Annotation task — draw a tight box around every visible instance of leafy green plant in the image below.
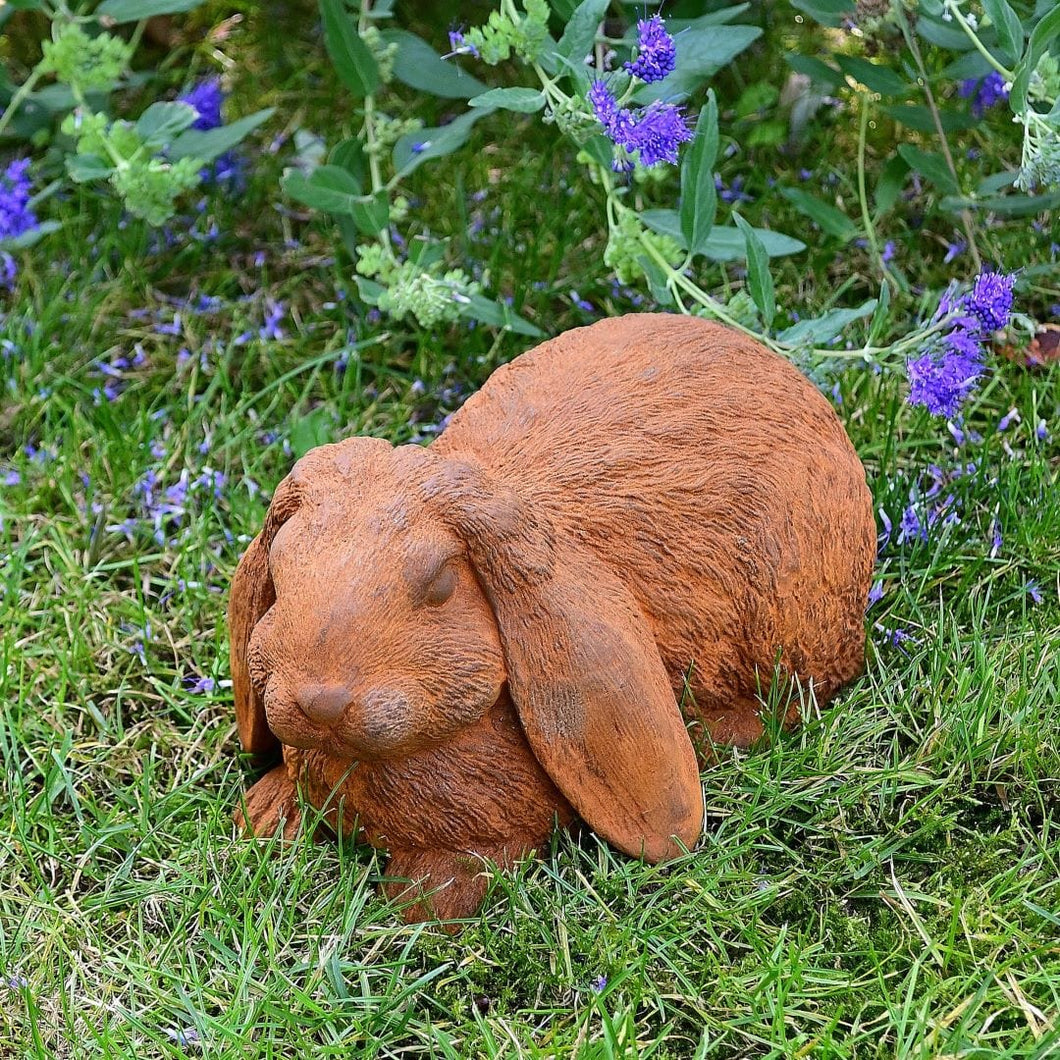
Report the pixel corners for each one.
[287,0,1057,427]
[0,0,273,237]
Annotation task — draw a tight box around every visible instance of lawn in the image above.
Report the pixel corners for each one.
[1,1,1059,1057]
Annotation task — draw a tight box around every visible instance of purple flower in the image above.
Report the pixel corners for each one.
[589,80,622,132]
[0,159,37,242]
[448,28,478,57]
[878,507,893,550]
[889,628,915,651]
[624,15,677,84]
[626,101,693,166]
[943,240,966,264]
[958,71,1009,118]
[899,504,927,544]
[1026,581,1042,605]
[716,174,753,204]
[997,408,1018,431]
[259,299,286,341]
[990,518,1002,557]
[867,581,884,607]
[964,269,1016,332]
[589,81,692,169]
[591,975,608,993]
[881,240,895,263]
[179,78,224,131]
[2,470,20,486]
[907,328,984,419]
[1036,420,1048,442]
[184,675,216,695]
[0,251,16,289]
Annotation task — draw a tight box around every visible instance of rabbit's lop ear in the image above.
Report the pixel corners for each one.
[440,470,703,861]
[229,481,302,759]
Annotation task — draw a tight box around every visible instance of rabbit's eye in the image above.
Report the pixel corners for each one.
[423,564,458,608]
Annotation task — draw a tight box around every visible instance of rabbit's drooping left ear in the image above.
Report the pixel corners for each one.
[431,463,704,861]
[230,527,277,758]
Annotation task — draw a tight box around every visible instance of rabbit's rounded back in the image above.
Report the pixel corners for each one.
[435,314,875,710]
[239,439,506,761]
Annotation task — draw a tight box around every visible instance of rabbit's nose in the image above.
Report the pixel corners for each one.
[296,683,351,726]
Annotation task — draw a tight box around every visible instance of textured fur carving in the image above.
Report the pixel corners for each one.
[229,314,876,925]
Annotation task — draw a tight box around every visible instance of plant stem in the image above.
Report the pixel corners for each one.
[0,68,43,141]
[898,8,983,272]
[857,92,892,285]
[943,0,1013,80]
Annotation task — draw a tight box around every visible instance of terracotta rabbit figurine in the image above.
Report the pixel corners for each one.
[229,313,875,923]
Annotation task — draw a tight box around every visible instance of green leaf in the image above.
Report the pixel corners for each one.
[0,219,60,250]
[679,92,719,258]
[788,0,853,27]
[867,282,891,344]
[659,6,755,30]
[354,276,384,305]
[547,0,580,18]
[980,0,1025,67]
[392,109,490,178]
[940,189,1060,216]
[329,137,368,187]
[874,155,910,216]
[290,407,334,459]
[916,14,975,51]
[777,300,878,345]
[169,108,274,163]
[579,134,613,168]
[379,29,488,100]
[642,210,806,260]
[785,54,843,90]
[882,104,976,133]
[556,0,609,69]
[732,213,775,330]
[135,101,197,147]
[350,190,389,236]
[468,87,546,113]
[897,144,959,194]
[636,255,674,306]
[283,165,363,215]
[778,187,859,241]
[458,293,546,337]
[318,0,379,99]
[97,0,205,21]
[1011,5,1060,112]
[636,26,762,103]
[65,154,113,182]
[835,56,909,96]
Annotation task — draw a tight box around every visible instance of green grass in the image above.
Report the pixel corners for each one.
[2,3,1060,1056]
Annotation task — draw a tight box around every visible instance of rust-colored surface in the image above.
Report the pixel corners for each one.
[229,314,876,924]
[996,324,1060,369]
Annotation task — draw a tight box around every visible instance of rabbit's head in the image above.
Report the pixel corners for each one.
[231,436,703,861]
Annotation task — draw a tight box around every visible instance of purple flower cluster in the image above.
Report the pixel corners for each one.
[177,78,244,189]
[878,464,971,555]
[589,15,689,170]
[906,270,1016,419]
[958,71,1009,118]
[179,78,224,131]
[0,159,37,241]
[111,463,227,545]
[624,15,677,84]
[590,81,692,169]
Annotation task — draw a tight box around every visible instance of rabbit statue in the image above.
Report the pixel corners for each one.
[229,313,876,924]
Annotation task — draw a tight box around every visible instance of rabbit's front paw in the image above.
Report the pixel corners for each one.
[234,764,303,841]
[383,847,495,930]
